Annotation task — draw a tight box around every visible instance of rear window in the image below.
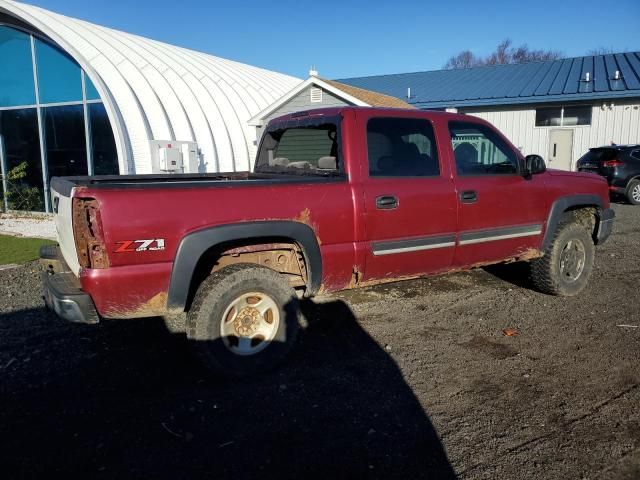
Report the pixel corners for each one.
[579,149,618,163]
[255,120,340,176]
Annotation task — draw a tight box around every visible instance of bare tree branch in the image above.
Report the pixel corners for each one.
[444,39,563,69]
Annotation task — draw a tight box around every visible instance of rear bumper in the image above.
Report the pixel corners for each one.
[596,208,615,245]
[40,245,99,324]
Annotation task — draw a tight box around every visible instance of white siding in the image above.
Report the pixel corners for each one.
[464,99,640,170]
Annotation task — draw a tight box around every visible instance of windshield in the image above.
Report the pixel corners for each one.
[254,119,341,176]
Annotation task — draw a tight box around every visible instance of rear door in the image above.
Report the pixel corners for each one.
[448,120,548,267]
[360,113,458,281]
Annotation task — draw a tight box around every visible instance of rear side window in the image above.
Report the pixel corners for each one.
[449,122,518,175]
[367,117,439,177]
[631,150,640,161]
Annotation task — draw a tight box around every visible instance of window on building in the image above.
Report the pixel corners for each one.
[0,26,36,107]
[89,103,119,175]
[0,108,45,211]
[367,117,440,177]
[0,25,117,212]
[535,105,591,126]
[535,107,562,127]
[84,74,101,101]
[43,105,88,179]
[562,106,592,126]
[35,38,83,104]
[449,121,518,175]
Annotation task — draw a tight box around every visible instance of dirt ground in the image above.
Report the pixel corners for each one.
[0,203,638,479]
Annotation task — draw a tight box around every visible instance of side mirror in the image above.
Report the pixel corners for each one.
[524,154,546,177]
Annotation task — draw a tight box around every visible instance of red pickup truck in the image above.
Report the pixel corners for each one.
[42,107,614,375]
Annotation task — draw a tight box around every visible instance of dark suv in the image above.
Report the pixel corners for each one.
[577,145,640,205]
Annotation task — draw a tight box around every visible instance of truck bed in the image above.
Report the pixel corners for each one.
[51,172,342,195]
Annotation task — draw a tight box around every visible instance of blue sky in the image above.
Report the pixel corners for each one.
[24,0,640,80]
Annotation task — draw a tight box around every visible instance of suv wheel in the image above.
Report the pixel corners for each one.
[530,221,595,296]
[627,180,640,205]
[187,263,300,377]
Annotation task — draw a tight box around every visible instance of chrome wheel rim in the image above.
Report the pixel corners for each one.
[632,184,640,203]
[220,292,280,356]
[559,239,586,283]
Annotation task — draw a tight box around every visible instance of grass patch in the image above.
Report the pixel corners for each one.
[0,234,56,265]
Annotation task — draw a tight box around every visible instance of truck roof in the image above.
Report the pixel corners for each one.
[268,106,471,126]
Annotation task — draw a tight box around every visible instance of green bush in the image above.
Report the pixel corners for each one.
[2,161,45,212]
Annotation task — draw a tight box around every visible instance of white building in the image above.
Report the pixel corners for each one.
[337,55,640,171]
[0,0,301,211]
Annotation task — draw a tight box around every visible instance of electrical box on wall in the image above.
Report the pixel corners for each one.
[158,145,183,172]
[150,140,199,173]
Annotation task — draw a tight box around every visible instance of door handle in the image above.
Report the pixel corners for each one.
[460,190,478,203]
[553,143,557,158]
[376,195,398,209]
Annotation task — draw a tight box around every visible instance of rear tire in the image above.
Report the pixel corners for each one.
[187,263,300,377]
[530,221,594,296]
[626,180,640,205]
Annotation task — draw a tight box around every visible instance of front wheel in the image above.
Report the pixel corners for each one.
[187,263,300,377]
[627,180,640,205]
[530,221,595,296]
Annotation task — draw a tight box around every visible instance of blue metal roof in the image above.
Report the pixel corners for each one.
[337,52,640,109]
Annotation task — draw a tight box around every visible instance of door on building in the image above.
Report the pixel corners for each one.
[548,129,574,171]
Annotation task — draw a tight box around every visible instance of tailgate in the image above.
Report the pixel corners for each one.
[50,179,80,275]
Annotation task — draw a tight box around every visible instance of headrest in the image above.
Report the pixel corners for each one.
[317,156,337,170]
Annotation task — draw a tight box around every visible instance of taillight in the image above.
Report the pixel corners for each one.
[602,159,624,167]
[72,198,110,269]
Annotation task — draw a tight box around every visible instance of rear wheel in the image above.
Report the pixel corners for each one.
[187,263,300,377]
[627,180,640,205]
[530,221,594,296]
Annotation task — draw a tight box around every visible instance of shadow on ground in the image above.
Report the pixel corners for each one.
[483,261,534,290]
[0,299,457,479]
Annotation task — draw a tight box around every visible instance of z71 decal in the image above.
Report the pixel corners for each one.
[115,239,166,253]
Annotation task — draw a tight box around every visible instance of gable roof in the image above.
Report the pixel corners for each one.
[248,76,413,125]
[337,52,640,109]
[322,79,414,109]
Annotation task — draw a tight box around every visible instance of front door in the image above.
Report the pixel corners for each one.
[361,115,458,281]
[548,129,574,171]
[449,120,549,267]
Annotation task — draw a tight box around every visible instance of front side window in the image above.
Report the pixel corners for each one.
[367,117,439,177]
[450,122,518,175]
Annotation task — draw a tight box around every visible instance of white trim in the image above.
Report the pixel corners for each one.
[30,33,50,212]
[248,77,370,126]
[373,242,456,256]
[459,229,542,246]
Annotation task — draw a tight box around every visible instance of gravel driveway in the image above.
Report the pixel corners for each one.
[0,204,638,479]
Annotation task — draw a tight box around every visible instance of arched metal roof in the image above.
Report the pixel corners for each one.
[0,0,302,173]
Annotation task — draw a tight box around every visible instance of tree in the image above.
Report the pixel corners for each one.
[586,47,615,55]
[443,39,563,69]
[443,50,477,70]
